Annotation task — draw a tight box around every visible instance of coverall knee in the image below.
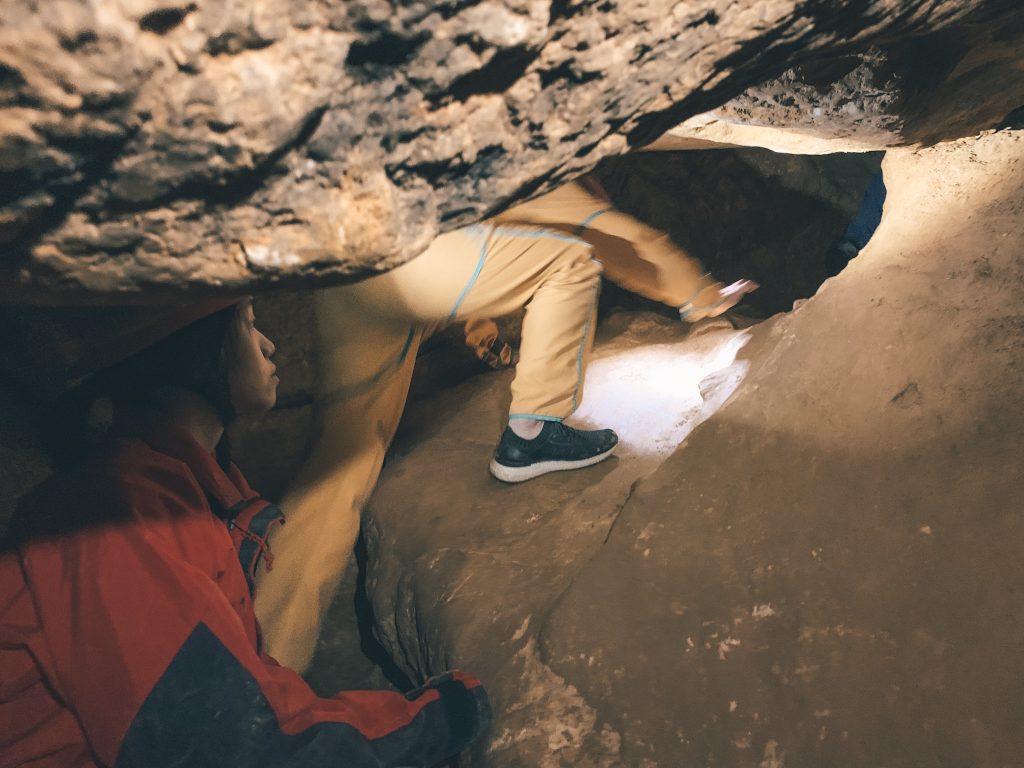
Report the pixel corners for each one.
[495,179,728,318]
[255,223,601,671]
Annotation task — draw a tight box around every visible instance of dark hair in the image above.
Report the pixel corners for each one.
[46,302,244,469]
[111,304,239,424]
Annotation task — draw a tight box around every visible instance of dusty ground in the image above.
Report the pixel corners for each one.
[355,129,1024,767]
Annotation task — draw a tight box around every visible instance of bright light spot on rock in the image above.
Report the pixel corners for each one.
[572,323,751,462]
[512,617,531,642]
[243,244,303,269]
[717,637,741,660]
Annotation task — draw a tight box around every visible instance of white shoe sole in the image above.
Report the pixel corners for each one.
[489,446,617,483]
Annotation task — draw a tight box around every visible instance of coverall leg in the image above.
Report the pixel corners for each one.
[494,180,729,319]
[255,223,601,671]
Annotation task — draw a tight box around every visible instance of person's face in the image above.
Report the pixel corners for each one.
[227,302,278,416]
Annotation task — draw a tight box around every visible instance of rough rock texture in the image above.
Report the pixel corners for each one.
[658,9,1024,154]
[1,0,1018,300]
[362,129,1024,766]
[595,148,882,316]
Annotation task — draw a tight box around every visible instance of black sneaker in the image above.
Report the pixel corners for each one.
[489,421,619,483]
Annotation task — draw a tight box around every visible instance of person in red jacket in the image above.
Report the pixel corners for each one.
[0,298,489,768]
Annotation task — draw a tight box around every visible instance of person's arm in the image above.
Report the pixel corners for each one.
[563,182,761,317]
[496,179,757,317]
[18,497,488,768]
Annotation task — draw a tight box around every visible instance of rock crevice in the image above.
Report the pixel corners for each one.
[2,0,1019,300]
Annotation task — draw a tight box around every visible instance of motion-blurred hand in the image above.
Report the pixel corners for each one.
[706,279,758,317]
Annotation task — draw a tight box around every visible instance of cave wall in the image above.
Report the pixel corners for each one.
[659,8,1024,154]
[1,0,1019,300]
[529,129,1024,767]
[362,128,1024,766]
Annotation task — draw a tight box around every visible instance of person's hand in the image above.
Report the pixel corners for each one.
[706,279,758,317]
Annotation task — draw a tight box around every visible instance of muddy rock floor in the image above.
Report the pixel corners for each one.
[305,310,758,704]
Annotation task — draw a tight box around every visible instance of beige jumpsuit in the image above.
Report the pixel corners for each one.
[255,180,723,671]
[255,222,601,670]
[462,180,728,356]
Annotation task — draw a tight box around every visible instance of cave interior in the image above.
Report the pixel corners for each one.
[1,2,1024,766]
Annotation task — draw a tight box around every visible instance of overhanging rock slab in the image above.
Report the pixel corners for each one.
[2,0,1019,300]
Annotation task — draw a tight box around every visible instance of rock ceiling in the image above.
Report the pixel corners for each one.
[2,0,1022,301]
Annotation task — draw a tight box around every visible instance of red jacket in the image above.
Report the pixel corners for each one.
[0,425,488,767]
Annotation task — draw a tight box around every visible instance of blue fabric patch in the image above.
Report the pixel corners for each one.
[508,413,564,422]
[575,208,611,235]
[235,503,284,596]
[843,171,887,250]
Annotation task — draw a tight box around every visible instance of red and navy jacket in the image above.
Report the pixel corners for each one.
[0,425,489,768]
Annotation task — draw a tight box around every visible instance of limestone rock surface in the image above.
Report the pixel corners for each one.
[362,128,1024,766]
[659,7,1024,154]
[1,0,1017,300]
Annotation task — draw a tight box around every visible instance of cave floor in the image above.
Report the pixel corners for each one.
[340,131,1024,768]
[304,311,754,697]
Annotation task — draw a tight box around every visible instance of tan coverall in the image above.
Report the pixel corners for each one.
[461,179,728,359]
[494,177,726,316]
[255,222,601,670]
[256,180,725,671]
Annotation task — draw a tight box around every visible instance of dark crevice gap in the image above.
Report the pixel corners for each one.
[548,0,592,23]
[205,34,275,56]
[436,0,480,21]
[138,4,196,34]
[59,29,99,52]
[443,46,540,103]
[687,9,719,28]
[346,31,429,68]
[353,532,416,692]
[391,145,505,193]
[602,479,642,545]
[3,130,133,261]
[998,104,1024,129]
[538,61,602,88]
